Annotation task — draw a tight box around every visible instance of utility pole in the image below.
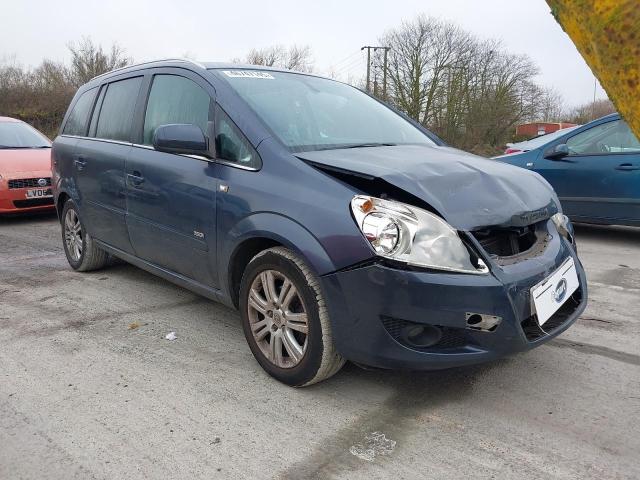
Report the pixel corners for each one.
[382,47,389,100]
[361,46,371,92]
[361,46,390,97]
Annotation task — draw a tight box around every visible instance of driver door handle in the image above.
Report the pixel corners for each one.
[127,171,145,186]
[616,163,640,171]
[73,154,87,170]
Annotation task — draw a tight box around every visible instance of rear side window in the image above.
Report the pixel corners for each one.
[143,75,211,145]
[63,88,97,136]
[95,77,142,142]
[215,107,261,169]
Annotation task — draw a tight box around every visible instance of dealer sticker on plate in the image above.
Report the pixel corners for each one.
[531,257,579,326]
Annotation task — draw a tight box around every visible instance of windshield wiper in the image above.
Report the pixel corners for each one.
[313,142,397,151]
[342,142,397,149]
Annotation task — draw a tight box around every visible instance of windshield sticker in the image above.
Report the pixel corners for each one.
[223,70,275,79]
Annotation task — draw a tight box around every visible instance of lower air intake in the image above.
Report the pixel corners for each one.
[381,316,470,351]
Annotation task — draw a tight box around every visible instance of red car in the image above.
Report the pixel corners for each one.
[0,117,55,214]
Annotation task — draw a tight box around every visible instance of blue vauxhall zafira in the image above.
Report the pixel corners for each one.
[52,60,587,386]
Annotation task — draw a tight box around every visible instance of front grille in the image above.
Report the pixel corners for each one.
[8,177,52,189]
[13,198,54,208]
[521,288,583,341]
[381,316,470,351]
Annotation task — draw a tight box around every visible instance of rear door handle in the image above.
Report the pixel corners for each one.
[127,171,145,187]
[616,163,640,171]
[73,154,87,170]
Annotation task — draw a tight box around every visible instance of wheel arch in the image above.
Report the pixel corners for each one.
[222,213,336,308]
[55,191,70,220]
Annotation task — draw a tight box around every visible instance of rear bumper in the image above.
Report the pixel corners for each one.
[320,233,587,370]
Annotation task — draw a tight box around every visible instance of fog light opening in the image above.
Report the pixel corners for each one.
[401,324,442,348]
[465,312,502,332]
[466,314,483,325]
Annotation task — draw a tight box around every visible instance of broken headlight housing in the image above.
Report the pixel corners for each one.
[551,212,574,244]
[350,195,488,274]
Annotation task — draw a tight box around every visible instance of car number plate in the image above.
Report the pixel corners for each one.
[530,257,579,326]
[26,188,52,198]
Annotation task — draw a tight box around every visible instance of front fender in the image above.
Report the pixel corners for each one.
[221,212,336,280]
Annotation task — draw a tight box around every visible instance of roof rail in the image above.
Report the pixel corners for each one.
[89,58,206,82]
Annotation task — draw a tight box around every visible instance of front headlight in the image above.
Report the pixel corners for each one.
[350,195,488,274]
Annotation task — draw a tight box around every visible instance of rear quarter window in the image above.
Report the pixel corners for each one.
[63,88,97,136]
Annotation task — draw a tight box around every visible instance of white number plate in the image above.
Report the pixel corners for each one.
[531,257,579,326]
[26,188,52,198]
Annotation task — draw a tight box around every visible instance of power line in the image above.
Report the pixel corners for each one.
[333,56,365,76]
[330,51,362,70]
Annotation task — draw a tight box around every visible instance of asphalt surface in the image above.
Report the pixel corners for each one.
[1,212,639,480]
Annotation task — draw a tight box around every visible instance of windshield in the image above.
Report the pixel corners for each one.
[515,126,580,150]
[213,69,435,152]
[0,122,51,149]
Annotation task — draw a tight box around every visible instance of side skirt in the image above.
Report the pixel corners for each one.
[95,240,235,309]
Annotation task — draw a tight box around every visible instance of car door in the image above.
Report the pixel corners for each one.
[73,75,144,253]
[55,86,98,209]
[125,69,219,287]
[535,118,640,224]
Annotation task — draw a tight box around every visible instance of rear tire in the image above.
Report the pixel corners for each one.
[239,247,345,386]
[61,199,110,272]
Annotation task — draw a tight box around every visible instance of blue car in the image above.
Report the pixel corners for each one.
[52,60,586,386]
[497,113,640,227]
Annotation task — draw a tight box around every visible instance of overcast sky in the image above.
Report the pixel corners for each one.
[3,0,605,107]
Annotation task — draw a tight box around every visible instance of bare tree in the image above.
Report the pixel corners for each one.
[567,98,616,124]
[535,88,566,122]
[243,45,313,72]
[379,15,544,155]
[68,37,132,87]
[0,39,133,137]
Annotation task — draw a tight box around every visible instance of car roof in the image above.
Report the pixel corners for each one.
[0,116,22,123]
[598,113,619,121]
[83,59,322,90]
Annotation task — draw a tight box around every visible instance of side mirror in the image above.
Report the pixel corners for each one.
[545,143,570,160]
[152,124,212,158]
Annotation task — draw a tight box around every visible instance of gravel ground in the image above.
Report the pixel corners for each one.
[1,212,639,480]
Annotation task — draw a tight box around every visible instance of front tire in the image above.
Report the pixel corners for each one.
[61,199,110,272]
[239,247,345,386]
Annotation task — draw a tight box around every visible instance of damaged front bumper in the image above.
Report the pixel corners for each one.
[319,220,587,370]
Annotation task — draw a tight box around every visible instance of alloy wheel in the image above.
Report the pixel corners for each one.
[64,209,83,262]
[247,269,309,368]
